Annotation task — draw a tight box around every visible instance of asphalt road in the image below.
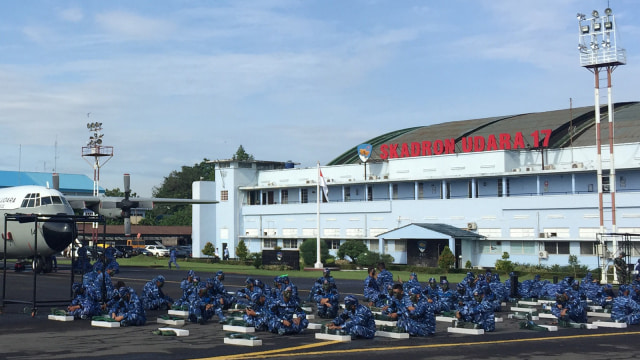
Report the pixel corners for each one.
[0,264,638,360]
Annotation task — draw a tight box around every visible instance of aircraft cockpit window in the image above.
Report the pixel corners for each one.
[41,196,52,205]
[51,196,63,205]
[21,193,38,208]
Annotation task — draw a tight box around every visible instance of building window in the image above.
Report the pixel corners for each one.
[262,239,277,248]
[281,189,288,204]
[395,240,406,252]
[417,183,424,199]
[344,186,351,202]
[326,239,340,250]
[283,239,298,249]
[580,241,597,255]
[220,190,229,201]
[392,184,398,200]
[301,189,308,203]
[480,241,502,254]
[510,241,536,255]
[367,186,373,201]
[544,241,570,255]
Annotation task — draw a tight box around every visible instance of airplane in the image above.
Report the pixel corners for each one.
[0,174,216,273]
[0,185,77,273]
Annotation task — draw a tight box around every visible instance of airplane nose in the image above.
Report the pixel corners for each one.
[42,220,77,252]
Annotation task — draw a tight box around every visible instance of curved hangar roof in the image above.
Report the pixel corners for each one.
[329,101,640,165]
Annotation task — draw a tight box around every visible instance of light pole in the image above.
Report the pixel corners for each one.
[577,7,626,283]
[82,121,113,244]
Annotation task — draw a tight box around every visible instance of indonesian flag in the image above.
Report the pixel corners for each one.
[319,168,329,200]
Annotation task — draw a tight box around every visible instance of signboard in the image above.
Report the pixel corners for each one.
[379,129,552,159]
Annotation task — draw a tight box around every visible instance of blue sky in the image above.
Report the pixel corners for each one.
[0,0,637,197]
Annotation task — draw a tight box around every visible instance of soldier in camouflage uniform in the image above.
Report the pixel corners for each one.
[141,275,173,310]
[328,295,376,339]
[109,287,146,326]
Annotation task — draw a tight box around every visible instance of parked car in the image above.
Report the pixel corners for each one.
[145,244,170,257]
[169,246,190,258]
[137,248,152,256]
[115,245,135,258]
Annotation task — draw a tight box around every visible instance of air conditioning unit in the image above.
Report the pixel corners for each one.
[544,164,555,170]
[539,250,549,259]
[572,162,584,169]
[467,222,477,230]
[512,168,521,172]
[525,167,533,171]
[383,175,389,179]
[539,232,546,238]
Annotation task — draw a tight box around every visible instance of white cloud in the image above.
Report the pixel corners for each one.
[95,11,175,41]
[59,7,84,22]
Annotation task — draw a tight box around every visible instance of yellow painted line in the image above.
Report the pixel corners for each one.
[193,340,342,360]
[194,331,640,360]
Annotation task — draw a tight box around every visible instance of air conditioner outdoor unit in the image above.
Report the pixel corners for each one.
[539,232,546,238]
[306,180,311,184]
[572,162,584,169]
[544,164,555,170]
[383,175,389,179]
[525,167,532,171]
[467,222,477,230]
[369,176,375,180]
[513,168,521,172]
[539,250,549,259]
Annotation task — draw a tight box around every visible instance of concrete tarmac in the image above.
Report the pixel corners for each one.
[0,264,637,360]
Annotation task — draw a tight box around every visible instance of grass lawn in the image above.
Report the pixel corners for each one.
[55,255,476,283]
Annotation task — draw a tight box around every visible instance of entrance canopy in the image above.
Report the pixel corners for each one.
[378,223,485,266]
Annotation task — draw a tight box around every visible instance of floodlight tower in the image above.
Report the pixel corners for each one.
[82,121,113,243]
[577,8,626,283]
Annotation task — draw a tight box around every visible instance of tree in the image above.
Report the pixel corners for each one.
[568,254,579,278]
[202,242,216,257]
[438,246,456,271]
[299,238,330,266]
[232,145,254,161]
[358,251,394,267]
[141,159,215,226]
[495,251,514,275]
[236,240,249,261]
[337,240,368,264]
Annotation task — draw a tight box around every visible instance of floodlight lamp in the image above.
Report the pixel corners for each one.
[577,13,586,20]
[593,22,601,31]
[592,10,599,18]
[604,21,612,30]
[581,25,590,34]
[605,8,612,16]
[96,139,102,145]
[86,123,91,129]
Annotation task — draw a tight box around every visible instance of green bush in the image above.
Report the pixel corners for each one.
[438,246,456,271]
[248,252,262,269]
[358,251,395,267]
[299,238,331,266]
[337,240,368,264]
[236,240,249,261]
[202,242,216,257]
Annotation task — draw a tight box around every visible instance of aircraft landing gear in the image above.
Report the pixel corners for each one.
[32,256,44,273]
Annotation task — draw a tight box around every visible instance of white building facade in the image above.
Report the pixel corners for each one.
[192,102,640,272]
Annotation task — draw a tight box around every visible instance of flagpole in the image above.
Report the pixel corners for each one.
[315,161,322,268]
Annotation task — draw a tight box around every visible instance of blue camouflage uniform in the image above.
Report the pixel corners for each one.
[550,292,588,324]
[174,271,199,308]
[402,273,421,293]
[331,295,376,339]
[611,286,640,324]
[168,248,180,269]
[314,280,340,319]
[72,247,93,274]
[457,290,495,332]
[109,287,146,326]
[279,276,300,303]
[236,277,261,306]
[268,286,308,335]
[188,284,226,324]
[207,271,235,310]
[376,267,394,293]
[364,270,382,305]
[141,275,173,310]
[397,286,436,336]
[67,282,101,319]
[104,246,119,274]
[243,292,271,331]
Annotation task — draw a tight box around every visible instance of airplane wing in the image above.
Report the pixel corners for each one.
[66,195,217,217]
